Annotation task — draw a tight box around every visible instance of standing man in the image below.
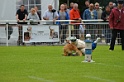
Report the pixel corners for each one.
[43,4,59,25]
[81,0,90,19]
[83,3,97,20]
[57,4,69,44]
[83,3,97,40]
[70,3,82,39]
[108,1,121,45]
[34,6,41,20]
[109,0,124,51]
[94,2,103,38]
[84,0,90,10]
[101,6,111,45]
[43,4,59,45]
[64,3,70,16]
[95,2,102,19]
[109,2,114,10]
[16,5,28,46]
[69,2,74,10]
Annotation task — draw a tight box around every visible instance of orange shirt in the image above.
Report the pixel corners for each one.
[70,8,81,20]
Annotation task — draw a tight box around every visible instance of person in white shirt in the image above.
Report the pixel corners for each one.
[43,4,59,24]
[68,35,100,55]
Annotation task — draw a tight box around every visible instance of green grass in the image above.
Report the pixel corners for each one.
[0,45,124,82]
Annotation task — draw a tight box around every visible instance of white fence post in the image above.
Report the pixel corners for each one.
[68,22,71,38]
[6,22,9,46]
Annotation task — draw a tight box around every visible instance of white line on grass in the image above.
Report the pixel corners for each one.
[93,63,123,68]
[28,76,54,82]
[83,76,115,82]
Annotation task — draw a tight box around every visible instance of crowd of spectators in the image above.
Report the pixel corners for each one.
[16,0,122,45]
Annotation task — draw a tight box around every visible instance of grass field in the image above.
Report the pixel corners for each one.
[0,45,124,82]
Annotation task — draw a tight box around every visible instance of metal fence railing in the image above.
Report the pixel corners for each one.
[0,20,121,46]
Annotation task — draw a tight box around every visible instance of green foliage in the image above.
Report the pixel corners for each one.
[0,45,124,82]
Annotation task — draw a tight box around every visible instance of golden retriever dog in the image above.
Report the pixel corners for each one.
[63,43,82,56]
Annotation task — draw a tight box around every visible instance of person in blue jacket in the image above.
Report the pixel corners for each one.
[56,4,69,44]
[83,3,97,20]
[82,3,98,41]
